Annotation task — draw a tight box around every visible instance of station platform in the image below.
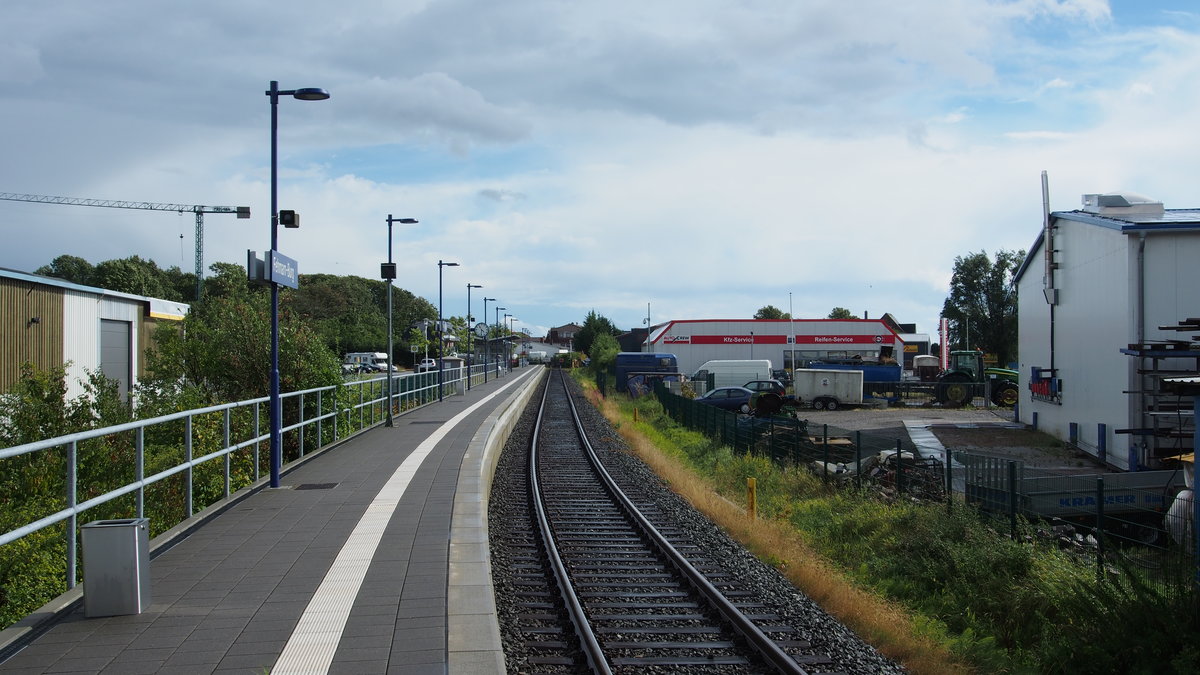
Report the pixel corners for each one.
[0,367,544,675]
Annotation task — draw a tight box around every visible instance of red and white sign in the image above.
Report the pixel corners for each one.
[686,334,895,345]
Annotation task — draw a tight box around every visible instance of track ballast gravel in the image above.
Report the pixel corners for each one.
[488,374,906,674]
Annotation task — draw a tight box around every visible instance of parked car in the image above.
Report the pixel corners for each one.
[417,358,437,372]
[771,368,792,386]
[743,379,787,396]
[694,386,755,413]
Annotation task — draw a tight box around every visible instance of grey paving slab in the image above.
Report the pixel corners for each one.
[0,368,540,674]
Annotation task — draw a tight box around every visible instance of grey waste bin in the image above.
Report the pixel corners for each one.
[82,518,151,617]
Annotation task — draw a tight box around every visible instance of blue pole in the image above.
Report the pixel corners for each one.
[268,81,282,489]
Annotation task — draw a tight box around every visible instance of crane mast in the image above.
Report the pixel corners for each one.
[0,191,250,299]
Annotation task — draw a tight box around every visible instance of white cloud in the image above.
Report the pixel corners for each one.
[5,0,1200,339]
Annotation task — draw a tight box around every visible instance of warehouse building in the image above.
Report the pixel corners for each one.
[0,268,188,401]
[645,318,904,377]
[1015,192,1200,471]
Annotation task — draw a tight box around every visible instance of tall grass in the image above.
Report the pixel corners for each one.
[583,374,1198,674]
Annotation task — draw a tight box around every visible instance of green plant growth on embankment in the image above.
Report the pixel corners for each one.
[578,372,1199,674]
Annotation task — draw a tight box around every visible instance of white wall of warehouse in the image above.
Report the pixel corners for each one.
[1018,219,1200,470]
[62,290,141,400]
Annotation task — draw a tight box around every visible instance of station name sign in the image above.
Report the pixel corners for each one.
[268,251,299,289]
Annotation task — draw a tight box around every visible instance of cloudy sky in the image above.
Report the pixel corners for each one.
[2,0,1199,339]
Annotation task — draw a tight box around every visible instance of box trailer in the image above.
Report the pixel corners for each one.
[792,368,864,410]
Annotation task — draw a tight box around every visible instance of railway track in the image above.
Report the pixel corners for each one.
[491,370,851,674]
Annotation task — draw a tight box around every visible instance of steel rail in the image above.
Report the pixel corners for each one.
[529,372,612,674]
[559,369,809,675]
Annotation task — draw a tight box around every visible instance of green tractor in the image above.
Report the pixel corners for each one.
[935,350,1019,407]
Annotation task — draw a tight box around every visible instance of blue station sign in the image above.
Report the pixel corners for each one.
[268,251,299,289]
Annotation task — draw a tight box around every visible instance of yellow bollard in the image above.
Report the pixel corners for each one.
[747,477,757,520]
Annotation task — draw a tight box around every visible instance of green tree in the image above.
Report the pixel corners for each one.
[573,310,621,357]
[35,255,94,285]
[828,307,854,319]
[754,305,790,320]
[588,333,620,373]
[140,291,340,407]
[940,249,1024,367]
[90,256,178,300]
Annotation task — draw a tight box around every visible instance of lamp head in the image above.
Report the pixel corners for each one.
[293,88,330,101]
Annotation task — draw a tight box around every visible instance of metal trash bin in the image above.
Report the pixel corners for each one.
[82,518,151,617]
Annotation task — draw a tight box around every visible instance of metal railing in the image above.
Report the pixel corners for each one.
[0,364,484,595]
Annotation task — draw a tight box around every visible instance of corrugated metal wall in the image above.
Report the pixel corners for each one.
[0,277,64,393]
[62,290,102,399]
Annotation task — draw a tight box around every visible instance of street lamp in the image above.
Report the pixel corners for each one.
[504,313,513,372]
[437,260,459,401]
[466,283,481,390]
[483,297,495,382]
[495,306,506,376]
[383,214,418,427]
[266,80,329,489]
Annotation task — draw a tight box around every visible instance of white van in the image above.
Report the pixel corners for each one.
[689,359,772,389]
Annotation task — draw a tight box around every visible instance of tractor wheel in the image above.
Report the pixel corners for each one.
[992,382,1019,407]
[938,375,971,407]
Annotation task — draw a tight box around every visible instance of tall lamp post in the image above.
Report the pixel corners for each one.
[383,214,418,427]
[482,297,495,382]
[504,313,513,372]
[466,283,481,390]
[437,260,459,401]
[266,80,328,489]
[495,306,506,376]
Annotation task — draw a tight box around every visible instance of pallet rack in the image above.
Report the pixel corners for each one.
[1119,318,1199,466]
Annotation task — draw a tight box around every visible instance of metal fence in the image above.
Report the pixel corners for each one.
[654,385,1197,587]
[0,363,493,596]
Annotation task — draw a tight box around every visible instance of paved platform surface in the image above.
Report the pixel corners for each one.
[0,368,542,675]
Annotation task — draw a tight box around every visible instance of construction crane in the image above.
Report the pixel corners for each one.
[0,191,250,300]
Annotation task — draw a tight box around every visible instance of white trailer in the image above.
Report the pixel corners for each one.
[792,368,864,410]
[344,352,388,370]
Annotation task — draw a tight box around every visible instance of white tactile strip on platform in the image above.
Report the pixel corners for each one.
[272,373,532,675]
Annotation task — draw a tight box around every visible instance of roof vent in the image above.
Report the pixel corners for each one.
[1081,192,1164,216]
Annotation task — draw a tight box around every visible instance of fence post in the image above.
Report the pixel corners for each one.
[855,431,862,487]
[945,446,953,512]
[223,408,232,500]
[299,392,306,458]
[136,427,145,519]
[822,434,830,484]
[185,416,194,518]
[747,477,757,519]
[1007,460,1018,540]
[254,403,261,482]
[66,440,77,589]
[895,440,904,495]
